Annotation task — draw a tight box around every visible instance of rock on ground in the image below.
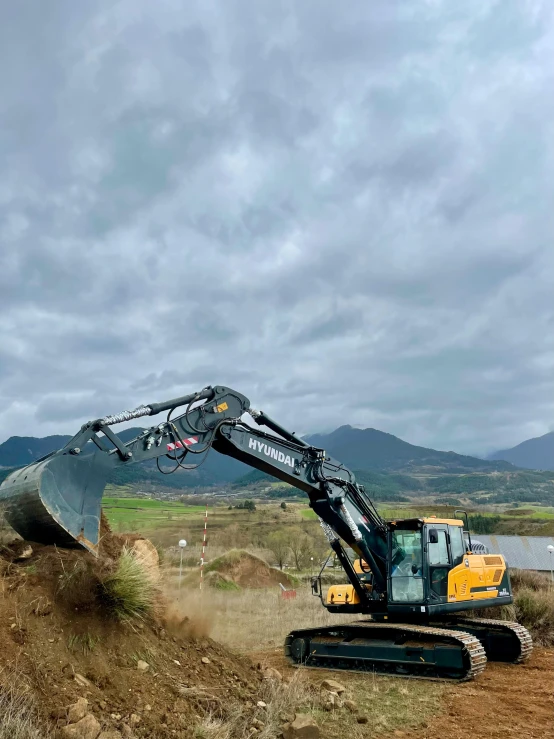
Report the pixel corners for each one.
[60,714,102,739]
[67,698,89,724]
[282,713,320,739]
[263,667,282,681]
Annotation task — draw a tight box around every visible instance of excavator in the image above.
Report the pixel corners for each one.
[0,385,532,681]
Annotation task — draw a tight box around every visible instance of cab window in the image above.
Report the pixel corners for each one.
[449,526,465,565]
[428,530,449,565]
[390,530,423,602]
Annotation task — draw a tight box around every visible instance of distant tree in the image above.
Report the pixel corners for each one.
[288,527,315,570]
[243,499,256,512]
[267,531,291,570]
[280,502,287,510]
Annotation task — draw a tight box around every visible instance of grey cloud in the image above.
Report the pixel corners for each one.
[0,0,553,457]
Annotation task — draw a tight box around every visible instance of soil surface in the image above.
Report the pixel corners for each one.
[253,647,554,739]
[411,648,554,739]
[0,529,266,739]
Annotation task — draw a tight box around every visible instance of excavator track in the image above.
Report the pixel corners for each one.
[449,617,533,664]
[285,620,487,682]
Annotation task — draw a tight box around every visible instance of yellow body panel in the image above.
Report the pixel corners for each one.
[447,553,506,602]
[422,518,464,526]
[326,584,361,605]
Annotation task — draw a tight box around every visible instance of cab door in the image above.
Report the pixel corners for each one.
[426,526,451,601]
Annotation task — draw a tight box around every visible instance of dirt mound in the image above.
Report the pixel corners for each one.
[204,549,295,589]
[203,570,240,590]
[0,520,265,738]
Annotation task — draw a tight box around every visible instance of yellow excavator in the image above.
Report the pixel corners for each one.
[0,385,531,680]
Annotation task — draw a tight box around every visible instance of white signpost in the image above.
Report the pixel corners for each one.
[179,539,187,589]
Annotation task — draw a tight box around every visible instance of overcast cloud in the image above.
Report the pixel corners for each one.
[1,0,553,456]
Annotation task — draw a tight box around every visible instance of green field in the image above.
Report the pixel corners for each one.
[102,497,205,529]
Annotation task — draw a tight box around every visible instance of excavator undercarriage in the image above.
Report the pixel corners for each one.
[285,616,532,682]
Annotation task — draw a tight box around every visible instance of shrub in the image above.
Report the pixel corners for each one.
[512,587,554,645]
[99,546,157,622]
[509,568,552,592]
[481,569,554,645]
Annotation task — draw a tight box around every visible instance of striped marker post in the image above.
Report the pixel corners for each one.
[200,504,208,590]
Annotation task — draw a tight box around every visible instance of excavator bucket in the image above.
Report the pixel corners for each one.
[0,451,110,556]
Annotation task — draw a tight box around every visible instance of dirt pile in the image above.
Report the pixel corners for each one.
[0,517,265,738]
[203,549,295,589]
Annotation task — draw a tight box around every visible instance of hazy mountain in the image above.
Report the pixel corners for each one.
[0,428,249,488]
[0,423,515,493]
[488,431,554,471]
[303,425,514,473]
[0,435,72,468]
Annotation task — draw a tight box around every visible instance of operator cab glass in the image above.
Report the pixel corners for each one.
[390,528,423,602]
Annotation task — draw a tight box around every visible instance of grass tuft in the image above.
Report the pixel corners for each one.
[68,632,98,654]
[99,546,157,622]
[0,677,51,739]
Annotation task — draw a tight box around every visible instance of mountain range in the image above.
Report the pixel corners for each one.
[0,423,515,487]
[2,425,553,506]
[487,430,554,471]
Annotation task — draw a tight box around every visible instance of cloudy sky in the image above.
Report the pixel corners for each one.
[1,1,553,456]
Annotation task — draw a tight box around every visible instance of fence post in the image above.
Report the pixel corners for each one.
[200,504,208,590]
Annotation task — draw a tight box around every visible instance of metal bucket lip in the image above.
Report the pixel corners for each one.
[0,455,101,556]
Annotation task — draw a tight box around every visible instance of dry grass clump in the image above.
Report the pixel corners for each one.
[99,546,159,622]
[513,587,554,645]
[192,667,442,739]
[0,673,51,739]
[193,672,316,739]
[509,568,552,591]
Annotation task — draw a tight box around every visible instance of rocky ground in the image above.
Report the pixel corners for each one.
[1,524,552,739]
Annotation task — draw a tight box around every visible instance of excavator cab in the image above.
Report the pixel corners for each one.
[320,515,513,618]
[388,516,512,615]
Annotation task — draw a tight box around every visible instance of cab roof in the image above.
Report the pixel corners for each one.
[388,517,464,529]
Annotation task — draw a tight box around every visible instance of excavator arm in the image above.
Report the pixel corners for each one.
[0,385,249,552]
[0,385,388,598]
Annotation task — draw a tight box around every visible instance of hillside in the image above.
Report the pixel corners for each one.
[0,434,72,468]
[303,425,514,473]
[234,467,554,505]
[488,431,554,471]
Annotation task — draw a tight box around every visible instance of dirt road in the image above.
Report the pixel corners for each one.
[411,648,554,739]
[254,648,554,739]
